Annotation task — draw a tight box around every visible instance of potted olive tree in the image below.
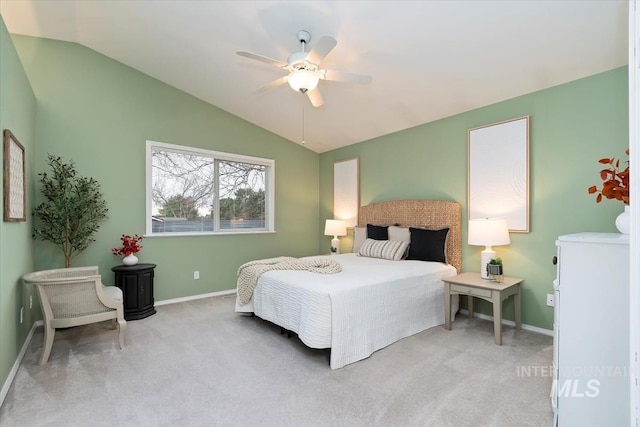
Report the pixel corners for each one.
[33,155,108,267]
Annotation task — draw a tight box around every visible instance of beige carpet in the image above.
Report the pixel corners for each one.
[0,295,553,426]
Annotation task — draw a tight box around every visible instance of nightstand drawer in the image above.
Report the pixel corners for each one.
[450,284,492,299]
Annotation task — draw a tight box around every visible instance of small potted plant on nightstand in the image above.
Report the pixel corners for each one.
[487,257,504,282]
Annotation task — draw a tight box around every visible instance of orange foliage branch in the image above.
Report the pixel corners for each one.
[588,149,630,205]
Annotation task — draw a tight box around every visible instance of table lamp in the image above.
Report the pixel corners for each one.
[324,219,347,254]
[468,218,511,279]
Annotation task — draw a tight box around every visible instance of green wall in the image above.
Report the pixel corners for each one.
[320,67,628,331]
[0,18,37,395]
[11,34,320,301]
[0,24,628,391]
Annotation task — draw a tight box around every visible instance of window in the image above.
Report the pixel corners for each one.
[146,141,274,235]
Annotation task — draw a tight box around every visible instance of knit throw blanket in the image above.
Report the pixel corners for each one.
[236,256,342,305]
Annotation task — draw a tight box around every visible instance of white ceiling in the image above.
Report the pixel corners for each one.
[0,1,629,153]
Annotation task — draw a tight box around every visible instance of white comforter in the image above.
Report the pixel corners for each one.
[235,253,458,369]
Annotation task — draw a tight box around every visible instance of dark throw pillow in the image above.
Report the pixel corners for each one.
[367,224,389,240]
[406,227,449,263]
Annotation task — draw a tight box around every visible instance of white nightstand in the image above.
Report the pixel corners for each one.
[442,272,523,345]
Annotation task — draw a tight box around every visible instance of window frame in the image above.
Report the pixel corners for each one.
[145,140,275,236]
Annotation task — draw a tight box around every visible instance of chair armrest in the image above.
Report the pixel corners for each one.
[95,280,124,310]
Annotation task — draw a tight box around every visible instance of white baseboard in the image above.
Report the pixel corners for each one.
[458,309,553,336]
[155,289,236,306]
[1,320,43,407]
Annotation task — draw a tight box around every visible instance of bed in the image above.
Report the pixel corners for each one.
[235,200,461,369]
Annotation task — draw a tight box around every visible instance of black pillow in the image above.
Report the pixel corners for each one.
[406,227,449,263]
[367,224,389,240]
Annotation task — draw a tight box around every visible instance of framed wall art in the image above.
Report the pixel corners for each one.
[468,116,530,232]
[333,157,359,228]
[3,129,26,222]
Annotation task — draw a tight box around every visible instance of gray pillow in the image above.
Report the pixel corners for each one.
[388,225,410,244]
[352,226,367,253]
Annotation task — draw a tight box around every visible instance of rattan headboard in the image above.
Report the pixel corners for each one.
[358,200,462,272]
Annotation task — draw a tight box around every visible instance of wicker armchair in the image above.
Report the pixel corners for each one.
[22,266,126,365]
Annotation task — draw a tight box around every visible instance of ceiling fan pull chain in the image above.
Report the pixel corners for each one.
[301,107,306,145]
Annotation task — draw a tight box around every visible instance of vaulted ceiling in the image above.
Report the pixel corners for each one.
[0,1,629,153]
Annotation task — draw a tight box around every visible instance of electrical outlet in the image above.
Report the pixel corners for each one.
[20,307,24,323]
[546,293,555,307]
[30,295,33,309]
[193,271,200,280]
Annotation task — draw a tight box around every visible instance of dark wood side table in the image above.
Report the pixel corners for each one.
[112,263,157,320]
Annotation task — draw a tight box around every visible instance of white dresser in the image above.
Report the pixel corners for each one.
[552,233,630,426]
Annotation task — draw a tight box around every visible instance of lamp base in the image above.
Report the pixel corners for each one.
[480,248,496,279]
[330,237,340,255]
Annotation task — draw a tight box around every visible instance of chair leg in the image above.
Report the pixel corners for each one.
[117,319,126,349]
[39,325,55,365]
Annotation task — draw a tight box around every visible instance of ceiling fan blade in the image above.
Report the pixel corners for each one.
[306,36,337,65]
[307,88,324,107]
[236,51,287,68]
[322,69,372,85]
[256,76,288,93]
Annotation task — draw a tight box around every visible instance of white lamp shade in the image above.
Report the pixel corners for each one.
[288,69,319,92]
[324,219,347,237]
[469,218,510,279]
[468,218,511,247]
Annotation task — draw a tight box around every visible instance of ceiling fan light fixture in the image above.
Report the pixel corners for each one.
[238,31,369,108]
[288,69,319,93]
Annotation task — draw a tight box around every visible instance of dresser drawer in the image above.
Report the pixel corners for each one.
[450,284,492,299]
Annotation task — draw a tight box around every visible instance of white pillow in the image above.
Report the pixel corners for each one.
[352,226,367,253]
[358,238,409,261]
[388,225,410,244]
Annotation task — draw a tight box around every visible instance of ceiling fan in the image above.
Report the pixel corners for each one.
[236,30,372,107]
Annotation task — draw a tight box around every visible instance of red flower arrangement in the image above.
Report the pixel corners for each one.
[112,234,143,257]
[588,149,630,205]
